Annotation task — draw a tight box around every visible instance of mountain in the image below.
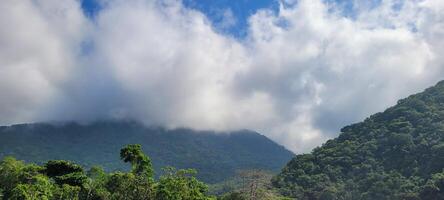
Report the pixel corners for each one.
[0,121,293,183]
[273,80,444,200]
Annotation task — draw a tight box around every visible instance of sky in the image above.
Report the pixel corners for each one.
[81,0,281,37]
[1,0,444,153]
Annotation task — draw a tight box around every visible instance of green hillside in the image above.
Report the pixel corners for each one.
[0,121,293,184]
[273,81,444,199]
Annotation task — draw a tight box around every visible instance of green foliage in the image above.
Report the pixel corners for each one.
[105,172,142,199]
[120,144,154,178]
[419,171,444,199]
[273,80,444,199]
[0,122,293,183]
[10,174,54,200]
[53,184,81,200]
[156,167,213,200]
[44,160,84,177]
[53,172,88,187]
[44,160,87,187]
[0,157,24,198]
[0,144,214,200]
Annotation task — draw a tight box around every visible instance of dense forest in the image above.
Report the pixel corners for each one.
[273,81,444,199]
[0,144,290,200]
[0,122,293,183]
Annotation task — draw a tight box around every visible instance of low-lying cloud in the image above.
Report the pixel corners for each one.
[1,0,444,152]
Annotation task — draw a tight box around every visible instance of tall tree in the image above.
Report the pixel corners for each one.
[120,144,154,178]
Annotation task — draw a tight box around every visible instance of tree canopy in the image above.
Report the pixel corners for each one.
[0,144,214,200]
[273,81,444,199]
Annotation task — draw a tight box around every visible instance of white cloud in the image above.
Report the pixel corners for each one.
[0,0,88,123]
[0,0,443,152]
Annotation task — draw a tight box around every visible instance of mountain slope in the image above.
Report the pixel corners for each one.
[0,121,293,183]
[273,80,444,199]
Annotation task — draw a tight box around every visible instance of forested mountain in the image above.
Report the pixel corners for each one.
[0,121,293,183]
[273,81,444,199]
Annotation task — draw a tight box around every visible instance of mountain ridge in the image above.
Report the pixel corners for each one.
[273,80,444,199]
[0,120,294,183]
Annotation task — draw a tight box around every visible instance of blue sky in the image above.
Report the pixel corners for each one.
[81,0,279,37]
[81,0,102,17]
[182,0,279,37]
[80,0,384,37]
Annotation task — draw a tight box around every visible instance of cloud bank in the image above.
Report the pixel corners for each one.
[1,0,444,152]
